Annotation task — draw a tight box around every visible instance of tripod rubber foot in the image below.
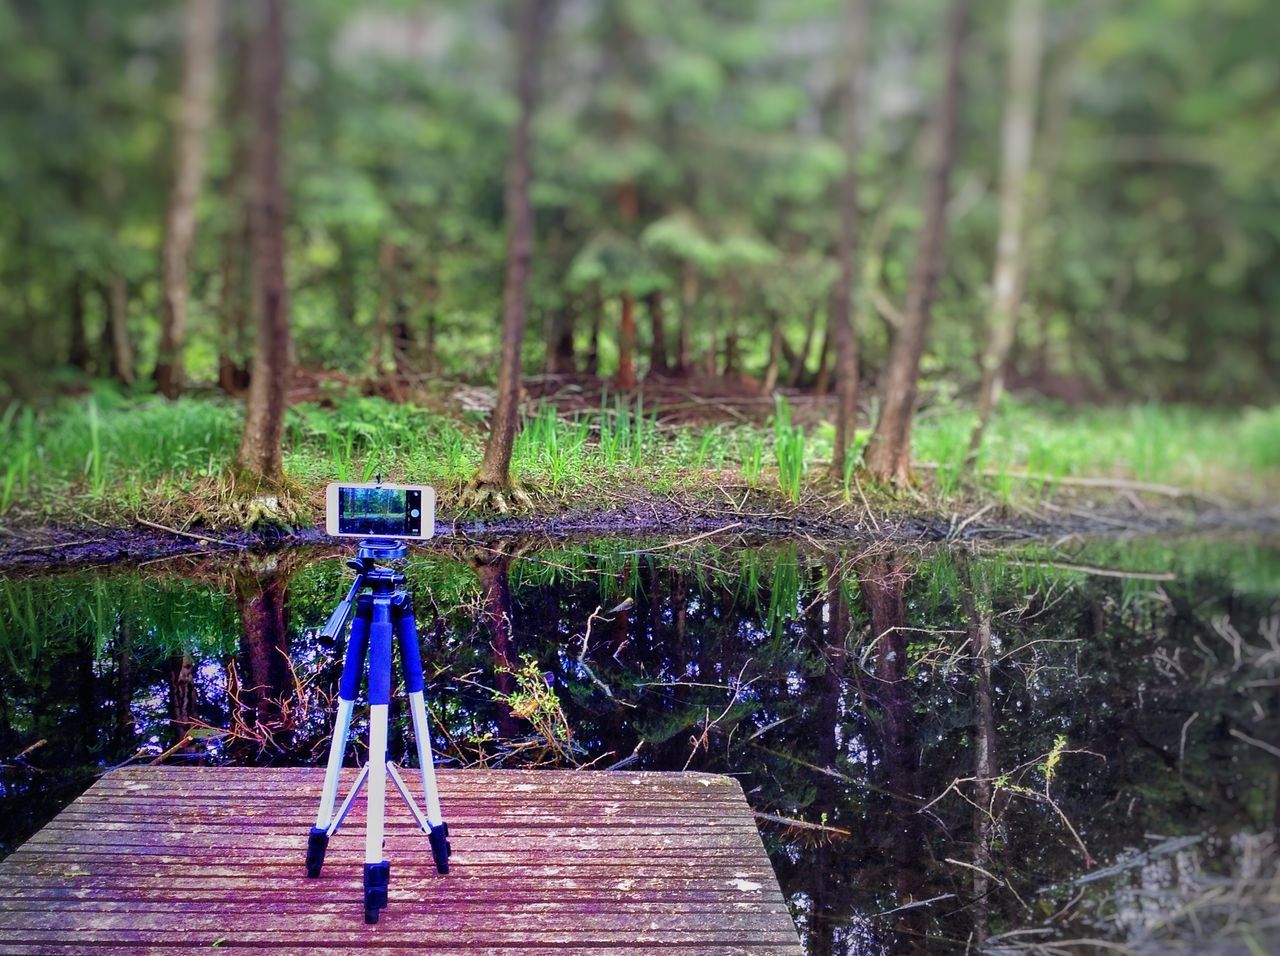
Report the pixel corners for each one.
[305,827,329,878]
[363,861,390,924]
[429,822,452,874]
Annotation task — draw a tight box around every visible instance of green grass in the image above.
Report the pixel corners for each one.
[912,400,1279,501]
[0,385,1274,527]
[772,396,806,503]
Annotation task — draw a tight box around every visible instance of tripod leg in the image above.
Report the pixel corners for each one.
[362,594,394,924]
[397,599,451,874]
[307,596,370,878]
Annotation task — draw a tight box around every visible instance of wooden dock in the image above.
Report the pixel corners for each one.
[0,766,802,954]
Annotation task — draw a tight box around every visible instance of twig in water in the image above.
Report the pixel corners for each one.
[1230,726,1280,759]
[619,522,744,555]
[752,811,851,838]
[874,894,956,917]
[945,857,1030,911]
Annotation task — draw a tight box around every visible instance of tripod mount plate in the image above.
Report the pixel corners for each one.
[357,537,407,561]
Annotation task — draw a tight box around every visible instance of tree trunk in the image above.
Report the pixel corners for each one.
[472,554,521,740]
[218,2,252,395]
[101,277,135,385]
[722,281,741,378]
[615,179,639,390]
[645,290,669,377]
[474,0,552,488]
[860,556,928,945]
[962,568,997,947]
[369,240,398,376]
[617,293,637,388]
[813,318,832,395]
[336,231,358,327]
[864,0,971,483]
[68,276,90,371]
[761,311,783,394]
[676,261,697,376]
[969,0,1044,458]
[235,0,291,485]
[167,653,198,745]
[544,300,576,374]
[392,300,415,375]
[788,304,819,388]
[830,0,870,478]
[217,180,252,394]
[111,617,135,744]
[155,0,221,399]
[234,562,291,733]
[585,289,602,375]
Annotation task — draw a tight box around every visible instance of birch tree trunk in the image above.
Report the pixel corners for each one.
[155,0,221,399]
[864,0,972,483]
[830,0,870,477]
[969,0,1045,457]
[235,0,291,485]
[472,0,553,494]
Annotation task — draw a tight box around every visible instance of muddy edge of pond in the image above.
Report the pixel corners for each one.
[2,496,1278,573]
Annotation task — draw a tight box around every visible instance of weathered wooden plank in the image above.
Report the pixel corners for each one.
[0,767,801,954]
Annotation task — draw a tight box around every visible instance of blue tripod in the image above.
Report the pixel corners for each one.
[304,539,451,924]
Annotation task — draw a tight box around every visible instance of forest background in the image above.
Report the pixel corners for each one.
[0,0,1276,530]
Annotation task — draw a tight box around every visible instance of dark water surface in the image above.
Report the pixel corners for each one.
[2,534,1278,954]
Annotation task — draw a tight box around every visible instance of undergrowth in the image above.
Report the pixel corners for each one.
[0,385,1274,528]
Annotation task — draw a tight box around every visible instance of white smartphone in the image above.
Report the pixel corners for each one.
[324,482,435,540]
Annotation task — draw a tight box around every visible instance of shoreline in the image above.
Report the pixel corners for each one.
[2,493,1277,574]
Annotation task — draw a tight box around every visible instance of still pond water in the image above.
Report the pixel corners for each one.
[1,533,1278,954]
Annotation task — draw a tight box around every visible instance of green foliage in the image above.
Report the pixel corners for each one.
[2,388,1275,524]
[772,396,806,503]
[914,400,1280,499]
[1239,406,1280,469]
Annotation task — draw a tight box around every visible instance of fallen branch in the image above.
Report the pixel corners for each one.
[5,537,105,556]
[1046,562,1176,582]
[619,522,743,555]
[136,518,245,549]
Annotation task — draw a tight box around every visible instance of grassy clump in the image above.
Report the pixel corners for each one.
[772,396,806,503]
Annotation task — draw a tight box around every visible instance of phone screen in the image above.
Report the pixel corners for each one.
[337,486,423,537]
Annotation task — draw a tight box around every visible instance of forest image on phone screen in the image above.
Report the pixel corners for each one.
[337,487,407,536]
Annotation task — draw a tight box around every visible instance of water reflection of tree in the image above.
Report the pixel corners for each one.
[467,547,522,742]
[860,555,929,953]
[231,554,295,740]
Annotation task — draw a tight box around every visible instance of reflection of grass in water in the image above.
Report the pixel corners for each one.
[0,572,239,679]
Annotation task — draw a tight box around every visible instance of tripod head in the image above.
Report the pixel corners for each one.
[319,538,408,642]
